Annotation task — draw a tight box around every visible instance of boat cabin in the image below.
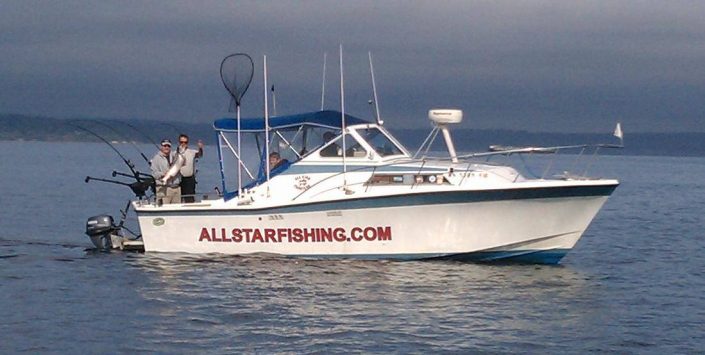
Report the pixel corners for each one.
[214,110,409,199]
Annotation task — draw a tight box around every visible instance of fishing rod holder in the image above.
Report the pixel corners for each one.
[112,170,152,179]
[85,174,155,198]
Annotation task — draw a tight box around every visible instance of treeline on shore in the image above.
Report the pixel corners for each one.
[0,113,214,146]
[1,113,704,157]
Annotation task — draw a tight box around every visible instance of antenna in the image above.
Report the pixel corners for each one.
[263,55,271,196]
[220,53,254,196]
[339,45,347,189]
[368,52,383,125]
[321,52,327,111]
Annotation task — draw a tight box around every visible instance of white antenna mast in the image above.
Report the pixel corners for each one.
[339,45,347,188]
[368,51,383,125]
[321,52,327,111]
[263,55,271,195]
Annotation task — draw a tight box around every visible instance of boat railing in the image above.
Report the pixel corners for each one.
[290,154,510,201]
[292,142,621,201]
[141,191,224,207]
[419,143,622,180]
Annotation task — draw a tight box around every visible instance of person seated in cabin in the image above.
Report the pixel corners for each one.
[268,152,290,172]
[320,131,340,157]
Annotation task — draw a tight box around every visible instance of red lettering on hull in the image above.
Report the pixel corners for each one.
[199,226,391,244]
[199,228,211,241]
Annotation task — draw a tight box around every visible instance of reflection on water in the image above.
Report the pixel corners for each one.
[118,253,596,352]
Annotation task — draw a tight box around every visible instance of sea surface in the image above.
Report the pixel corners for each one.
[1,141,704,353]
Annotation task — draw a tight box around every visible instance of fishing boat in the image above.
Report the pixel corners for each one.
[84,51,621,264]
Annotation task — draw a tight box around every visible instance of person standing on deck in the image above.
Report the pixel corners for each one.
[177,134,204,203]
[151,139,181,204]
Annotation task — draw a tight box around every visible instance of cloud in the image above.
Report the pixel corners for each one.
[1,1,704,132]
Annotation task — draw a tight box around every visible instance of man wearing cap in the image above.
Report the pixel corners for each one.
[150,139,181,204]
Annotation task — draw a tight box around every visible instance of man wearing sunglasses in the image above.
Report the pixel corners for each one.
[177,134,204,203]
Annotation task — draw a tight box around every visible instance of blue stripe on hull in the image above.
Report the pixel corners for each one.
[293,249,571,265]
[138,184,617,216]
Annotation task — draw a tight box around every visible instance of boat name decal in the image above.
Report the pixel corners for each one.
[198,226,392,243]
[293,175,311,191]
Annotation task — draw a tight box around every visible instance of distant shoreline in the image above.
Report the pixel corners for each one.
[2,114,704,157]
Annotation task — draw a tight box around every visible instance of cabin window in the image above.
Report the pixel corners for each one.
[357,128,404,157]
[319,132,341,157]
[303,129,340,157]
[319,134,368,158]
[268,127,305,163]
[342,134,367,157]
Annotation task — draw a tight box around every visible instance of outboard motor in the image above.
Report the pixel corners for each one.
[85,215,116,251]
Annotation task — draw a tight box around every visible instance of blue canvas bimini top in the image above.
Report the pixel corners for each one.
[213,110,369,132]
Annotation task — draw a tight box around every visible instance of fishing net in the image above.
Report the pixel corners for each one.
[220,53,254,108]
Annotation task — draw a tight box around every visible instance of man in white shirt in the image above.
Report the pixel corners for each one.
[177,134,204,203]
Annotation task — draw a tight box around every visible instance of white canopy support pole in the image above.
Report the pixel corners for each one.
[236,104,242,195]
[264,55,271,196]
[221,134,255,179]
[217,132,227,195]
[321,52,327,111]
[274,130,303,159]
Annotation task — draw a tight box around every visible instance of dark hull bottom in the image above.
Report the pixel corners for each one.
[429,249,570,264]
[295,249,571,265]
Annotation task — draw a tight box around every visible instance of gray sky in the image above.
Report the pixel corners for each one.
[1,1,704,132]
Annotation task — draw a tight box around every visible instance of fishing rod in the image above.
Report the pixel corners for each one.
[162,122,182,136]
[75,119,151,165]
[71,123,140,176]
[70,123,153,195]
[120,121,160,149]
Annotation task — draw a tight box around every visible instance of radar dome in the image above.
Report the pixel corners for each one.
[428,109,463,124]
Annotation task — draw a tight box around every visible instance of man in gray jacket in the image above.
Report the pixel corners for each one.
[150,139,181,204]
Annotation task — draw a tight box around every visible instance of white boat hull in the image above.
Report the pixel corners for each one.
[135,184,615,264]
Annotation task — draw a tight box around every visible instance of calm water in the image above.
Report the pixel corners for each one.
[1,141,704,353]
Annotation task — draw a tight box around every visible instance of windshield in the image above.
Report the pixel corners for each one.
[356,127,404,157]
